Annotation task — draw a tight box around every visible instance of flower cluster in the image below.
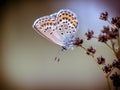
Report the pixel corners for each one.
[83,11,120,89]
[86,46,96,56]
[73,37,83,46]
[86,26,119,43]
[72,11,120,89]
[112,59,120,70]
[110,72,120,88]
[102,64,112,74]
[111,17,120,29]
[98,34,108,43]
[85,30,94,40]
[73,38,96,57]
[97,56,105,65]
[99,11,108,21]
[86,12,120,44]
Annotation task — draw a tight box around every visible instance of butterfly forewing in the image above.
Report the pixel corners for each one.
[33,14,64,46]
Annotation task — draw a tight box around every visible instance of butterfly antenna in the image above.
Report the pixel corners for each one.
[54,47,67,62]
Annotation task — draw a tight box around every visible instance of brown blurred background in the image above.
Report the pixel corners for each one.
[0,0,120,90]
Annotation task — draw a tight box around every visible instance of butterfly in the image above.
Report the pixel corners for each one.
[32,9,78,61]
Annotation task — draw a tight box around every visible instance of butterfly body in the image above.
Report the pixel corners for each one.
[33,9,78,50]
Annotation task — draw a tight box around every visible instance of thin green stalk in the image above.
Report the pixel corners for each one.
[106,77,111,90]
[111,40,115,53]
[92,58,111,90]
[107,67,115,77]
[79,45,87,51]
[79,45,95,57]
[88,51,111,90]
[92,57,102,72]
[79,45,111,90]
[105,42,113,51]
[79,45,104,73]
[105,42,118,59]
[107,19,120,58]
[110,39,117,56]
[91,56,111,90]
[107,19,117,29]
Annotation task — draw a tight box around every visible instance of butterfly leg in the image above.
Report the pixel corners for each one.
[54,47,67,62]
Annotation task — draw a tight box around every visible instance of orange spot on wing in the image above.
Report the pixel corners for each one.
[58,13,78,28]
[39,19,56,26]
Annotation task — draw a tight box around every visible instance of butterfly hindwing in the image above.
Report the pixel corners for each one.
[56,9,78,38]
[53,9,78,49]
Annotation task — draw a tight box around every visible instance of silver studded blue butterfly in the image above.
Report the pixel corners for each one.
[32,9,78,61]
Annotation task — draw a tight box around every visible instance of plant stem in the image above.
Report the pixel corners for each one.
[79,45,104,73]
[92,57,111,90]
[107,19,120,59]
[105,42,113,51]
[107,67,115,77]
[79,45,95,57]
[106,77,111,90]
[107,19,117,29]
[104,42,118,59]
[92,58,111,90]
[79,45,111,90]
[110,39,118,56]
[79,45,87,51]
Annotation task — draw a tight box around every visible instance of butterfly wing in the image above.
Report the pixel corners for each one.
[56,9,78,49]
[32,13,64,46]
[33,9,78,49]
[56,9,78,36]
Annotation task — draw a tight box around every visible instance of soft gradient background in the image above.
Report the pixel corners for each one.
[0,0,120,90]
